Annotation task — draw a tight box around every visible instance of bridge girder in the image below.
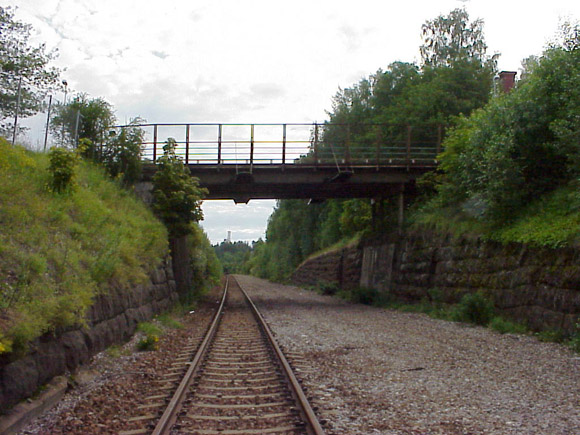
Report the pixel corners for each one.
[142,163,433,204]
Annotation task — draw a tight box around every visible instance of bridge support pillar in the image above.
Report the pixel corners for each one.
[371,198,384,230]
[397,184,405,235]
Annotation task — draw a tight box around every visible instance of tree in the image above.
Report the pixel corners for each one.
[0,7,59,132]
[152,138,207,238]
[552,19,580,52]
[420,8,494,68]
[101,119,145,185]
[50,93,115,151]
[339,199,372,236]
[51,93,145,186]
[436,32,580,221]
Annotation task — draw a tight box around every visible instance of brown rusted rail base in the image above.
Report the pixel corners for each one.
[152,277,229,435]
[235,276,325,435]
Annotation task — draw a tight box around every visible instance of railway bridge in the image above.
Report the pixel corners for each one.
[133,122,442,205]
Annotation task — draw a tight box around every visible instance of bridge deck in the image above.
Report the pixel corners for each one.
[128,123,441,202]
[142,162,435,203]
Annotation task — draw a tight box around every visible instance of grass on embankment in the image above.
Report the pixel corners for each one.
[0,138,168,355]
[301,233,362,264]
[410,184,580,249]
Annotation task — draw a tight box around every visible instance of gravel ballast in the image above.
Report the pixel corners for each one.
[236,275,580,435]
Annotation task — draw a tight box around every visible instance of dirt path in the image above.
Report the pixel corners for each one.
[236,275,580,435]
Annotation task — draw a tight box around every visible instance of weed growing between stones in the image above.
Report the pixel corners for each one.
[568,320,580,353]
[136,322,163,351]
[156,314,184,329]
[489,317,528,334]
[106,345,131,358]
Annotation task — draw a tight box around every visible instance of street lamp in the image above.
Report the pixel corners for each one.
[61,80,68,146]
[11,75,23,146]
[62,80,68,102]
[43,95,53,152]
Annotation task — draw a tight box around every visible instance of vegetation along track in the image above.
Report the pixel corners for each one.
[136,276,324,435]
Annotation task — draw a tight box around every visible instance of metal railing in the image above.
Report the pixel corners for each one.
[112,122,443,168]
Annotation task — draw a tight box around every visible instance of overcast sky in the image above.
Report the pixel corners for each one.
[7,0,580,244]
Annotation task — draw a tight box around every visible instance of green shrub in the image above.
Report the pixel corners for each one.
[47,147,77,193]
[136,322,163,351]
[490,316,528,334]
[101,121,145,186]
[568,325,580,353]
[152,138,207,238]
[350,286,380,305]
[337,286,380,305]
[317,281,340,295]
[187,223,223,302]
[568,320,580,353]
[568,337,580,353]
[451,291,495,326]
[427,287,445,304]
[536,329,565,343]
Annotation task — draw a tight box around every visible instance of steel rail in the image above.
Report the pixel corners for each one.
[152,275,324,434]
[234,276,325,435]
[152,277,229,435]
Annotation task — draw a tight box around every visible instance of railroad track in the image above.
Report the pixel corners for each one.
[127,275,324,435]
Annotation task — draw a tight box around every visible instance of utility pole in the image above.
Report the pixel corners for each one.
[11,75,22,146]
[43,95,53,152]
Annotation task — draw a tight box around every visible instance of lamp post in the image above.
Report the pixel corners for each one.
[61,80,68,146]
[43,94,52,152]
[11,75,22,146]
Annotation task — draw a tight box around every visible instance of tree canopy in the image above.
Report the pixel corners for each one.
[50,93,115,149]
[152,138,208,238]
[420,8,492,67]
[0,7,59,132]
[436,30,580,222]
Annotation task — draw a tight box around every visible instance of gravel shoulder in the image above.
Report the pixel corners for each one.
[236,274,580,435]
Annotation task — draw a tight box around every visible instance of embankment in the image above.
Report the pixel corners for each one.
[0,260,178,411]
[0,141,179,411]
[292,231,580,333]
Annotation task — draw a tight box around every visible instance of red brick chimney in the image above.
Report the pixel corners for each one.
[498,71,517,93]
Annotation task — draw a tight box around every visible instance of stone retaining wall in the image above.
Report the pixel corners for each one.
[0,259,178,411]
[292,232,580,334]
[291,245,362,290]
